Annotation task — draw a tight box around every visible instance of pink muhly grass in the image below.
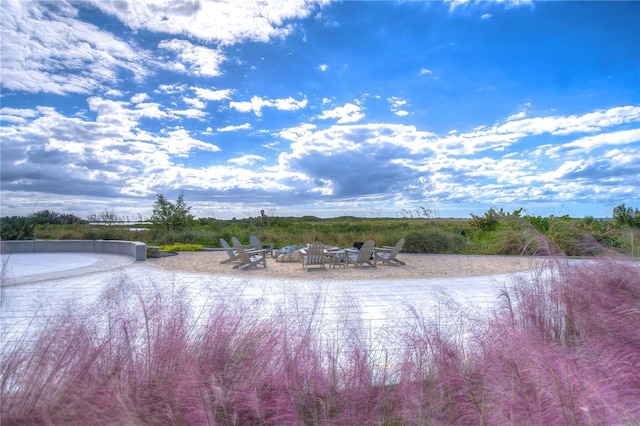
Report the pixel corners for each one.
[472,256,640,425]
[2,255,639,425]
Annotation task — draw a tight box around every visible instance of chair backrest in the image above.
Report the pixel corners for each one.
[220,237,233,252]
[249,235,262,250]
[306,241,325,265]
[356,240,375,263]
[232,238,252,262]
[389,238,405,257]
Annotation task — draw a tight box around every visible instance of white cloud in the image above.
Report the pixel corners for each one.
[162,128,220,157]
[217,123,252,132]
[192,87,234,101]
[228,155,266,166]
[131,93,150,104]
[274,96,309,111]
[0,107,40,124]
[0,1,148,95]
[419,68,433,75]
[497,106,640,137]
[158,39,225,77]
[317,103,365,123]
[169,108,208,120]
[538,128,640,159]
[446,0,532,11]
[319,64,328,71]
[388,96,410,117]
[157,84,188,94]
[91,0,327,45]
[183,97,206,109]
[105,89,125,98]
[230,95,308,116]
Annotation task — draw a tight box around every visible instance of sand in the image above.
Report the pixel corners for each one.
[145,250,546,280]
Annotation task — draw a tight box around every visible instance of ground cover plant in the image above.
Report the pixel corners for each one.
[2,255,639,424]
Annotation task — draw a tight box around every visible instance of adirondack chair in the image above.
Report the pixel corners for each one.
[232,237,267,270]
[373,238,406,266]
[249,235,274,257]
[345,239,376,268]
[219,238,240,264]
[302,241,326,271]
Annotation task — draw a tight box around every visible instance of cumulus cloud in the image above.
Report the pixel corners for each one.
[317,103,365,123]
[228,155,266,166]
[388,96,409,117]
[218,123,252,132]
[192,87,234,101]
[158,39,226,77]
[90,0,329,45]
[230,95,308,116]
[0,98,221,202]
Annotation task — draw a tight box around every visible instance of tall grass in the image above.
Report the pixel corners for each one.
[2,256,639,424]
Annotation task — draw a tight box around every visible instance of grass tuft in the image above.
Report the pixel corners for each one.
[2,255,639,424]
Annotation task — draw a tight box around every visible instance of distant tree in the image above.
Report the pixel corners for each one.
[0,216,34,240]
[29,210,83,225]
[613,203,640,228]
[150,192,194,231]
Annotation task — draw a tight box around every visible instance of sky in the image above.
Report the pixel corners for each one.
[1,0,639,220]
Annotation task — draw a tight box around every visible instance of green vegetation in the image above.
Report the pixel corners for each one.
[2,201,639,257]
[150,192,194,232]
[158,243,203,252]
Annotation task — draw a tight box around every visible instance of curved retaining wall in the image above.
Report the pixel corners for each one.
[0,240,147,261]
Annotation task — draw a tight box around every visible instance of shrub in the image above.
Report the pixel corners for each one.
[404,229,465,253]
[613,203,640,228]
[0,216,34,240]
[151,192,194,232]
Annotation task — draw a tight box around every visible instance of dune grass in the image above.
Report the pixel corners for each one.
[2,256,639,425]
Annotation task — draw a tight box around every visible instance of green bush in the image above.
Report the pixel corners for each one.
[0,216,34,240]
[404,230,465,254]
[613,203,640,228]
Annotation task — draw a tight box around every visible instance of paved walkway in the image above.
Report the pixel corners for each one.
[1,253,533,348]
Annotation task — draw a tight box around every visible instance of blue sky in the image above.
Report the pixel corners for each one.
[1,0,638,220]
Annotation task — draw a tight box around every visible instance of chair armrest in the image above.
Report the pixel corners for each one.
[375,247,393,252]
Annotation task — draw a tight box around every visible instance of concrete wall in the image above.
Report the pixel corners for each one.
[0,240,147,261]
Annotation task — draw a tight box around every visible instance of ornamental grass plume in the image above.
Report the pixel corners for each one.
[1,255,639,425]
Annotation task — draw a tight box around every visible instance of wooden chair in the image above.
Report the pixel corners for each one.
[373,238,406,266]
[302,241,326,271]
[345,239,376,268]
[231,237,267,270]
[219,238,240,264]
[249,235,275,257]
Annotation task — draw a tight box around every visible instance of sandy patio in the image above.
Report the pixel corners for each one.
[145,250,546,280]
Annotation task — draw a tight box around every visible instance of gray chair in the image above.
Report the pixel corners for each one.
[232,237,267,270]
[302,241,326,271]
[219,238,240,264]
[374,238,406,266]
[250,235,275,257]
[345,239,376,268]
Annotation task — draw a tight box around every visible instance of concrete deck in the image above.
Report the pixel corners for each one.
[1,253,535,348]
